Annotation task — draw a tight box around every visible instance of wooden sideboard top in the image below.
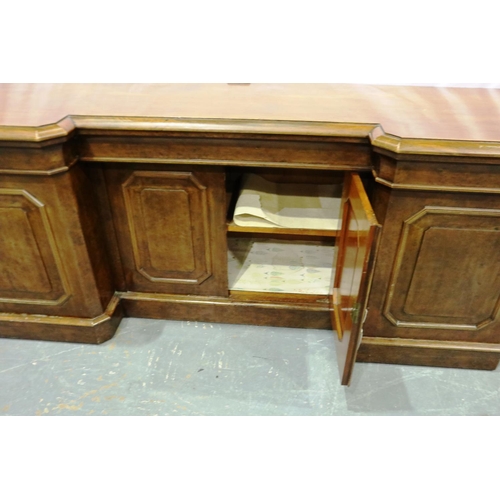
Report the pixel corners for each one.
[1,83,500,157]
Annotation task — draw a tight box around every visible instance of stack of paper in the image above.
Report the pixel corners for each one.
[233,174,342,230]
[228,238,335,294]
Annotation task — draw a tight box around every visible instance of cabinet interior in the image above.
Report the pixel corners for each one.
[225,167,344,296]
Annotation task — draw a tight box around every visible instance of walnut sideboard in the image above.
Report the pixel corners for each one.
[1,83,499,385]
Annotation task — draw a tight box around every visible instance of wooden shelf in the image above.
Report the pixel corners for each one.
[227,221,339,238]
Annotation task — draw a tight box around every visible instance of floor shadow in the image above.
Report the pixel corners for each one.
[344,362,415,414]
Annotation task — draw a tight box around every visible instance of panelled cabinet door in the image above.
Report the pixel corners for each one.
[105,165,228,297]
[332,173,381,385]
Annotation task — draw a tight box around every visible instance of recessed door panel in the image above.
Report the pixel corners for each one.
[106,166,228,296]
[0,189,69,306]
[384,207,500,330]
[140,188,196,272]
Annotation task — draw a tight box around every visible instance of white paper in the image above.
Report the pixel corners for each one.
[233,174,342,230]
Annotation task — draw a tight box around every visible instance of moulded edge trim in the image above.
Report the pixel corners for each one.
[1,115,500,159]
[361,336,500,354]
[0,294,121,327]
[374,175,500,194]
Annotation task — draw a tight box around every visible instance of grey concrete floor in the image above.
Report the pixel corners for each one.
[1,318,499,415]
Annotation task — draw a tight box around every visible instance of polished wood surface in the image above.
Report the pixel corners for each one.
[1,84,500,143]
[357,336,500,371]
[332,174,381,385]
[0,83,499,381]
[0,165,114,317]
[386,207,500,327]
[226,223,339,238]
[104,164,228,297]
[119,290,332,330]
[364,187,500,345]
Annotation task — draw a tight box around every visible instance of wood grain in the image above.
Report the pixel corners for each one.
[119,291,332,330]
[0,83,498,378]
[364,185,500,345]
[332,173,381,385]
[226,222,339,238]
[1,84,500,142]
[357,337,500,370]
[104,164,228,297]
[0,295,123,344]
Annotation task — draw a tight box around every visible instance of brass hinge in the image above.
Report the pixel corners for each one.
[333,291,365,340]
[351,302,361,324]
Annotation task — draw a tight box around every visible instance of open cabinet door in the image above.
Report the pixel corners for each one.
[332,173,381,385]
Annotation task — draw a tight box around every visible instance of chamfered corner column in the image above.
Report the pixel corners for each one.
[0,135,122,343]
[358,151,500,370]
